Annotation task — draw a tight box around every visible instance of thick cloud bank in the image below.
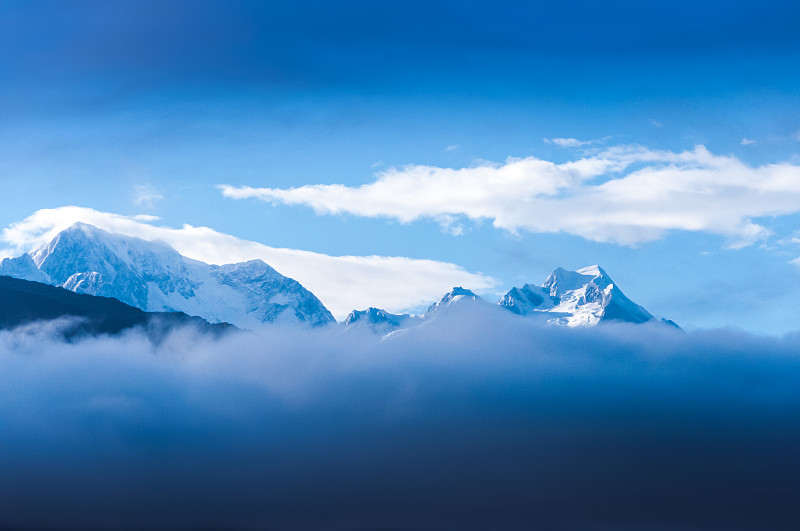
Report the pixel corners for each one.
[1,310,800,530]
[222,144,800,248]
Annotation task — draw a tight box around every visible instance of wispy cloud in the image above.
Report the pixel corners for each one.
[649,119,663,127]
[741,137,756,145]
[0,207,496,318]
[445,144,460,152]
[132,184,164,208]
[221,144,800,248]
[543,136,611,147]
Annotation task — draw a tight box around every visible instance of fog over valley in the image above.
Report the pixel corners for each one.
[1,311,799,530]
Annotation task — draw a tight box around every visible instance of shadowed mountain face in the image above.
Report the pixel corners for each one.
[0,276,232,339]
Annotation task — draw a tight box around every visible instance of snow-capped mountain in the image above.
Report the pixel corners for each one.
[346,265,675,334]
[1,226,671,333]
[0,253,51,284]
[345,287,493,333]
[0,223,335,328]
[499,265,660,326]
[343,307,421,334]
[425,286,488,314]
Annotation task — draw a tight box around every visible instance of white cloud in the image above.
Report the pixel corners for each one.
[221,144,800,248]
[544,137,583,147]
[649,119,663,127]
[132,184,164,208]
[0,207,496,319]
[740,137,756,145]
[445,144,460,152]
[542,136,610,147]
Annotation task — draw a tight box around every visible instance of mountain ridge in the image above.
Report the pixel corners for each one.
[0,223,335,328]
[0,275,232,339]
[0,224,674,332]
[346,265,676,333]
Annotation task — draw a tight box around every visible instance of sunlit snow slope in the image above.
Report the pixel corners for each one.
[345,266,675,333]
[0,223,334,328]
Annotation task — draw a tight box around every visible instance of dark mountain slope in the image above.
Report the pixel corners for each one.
[0,275,233,339]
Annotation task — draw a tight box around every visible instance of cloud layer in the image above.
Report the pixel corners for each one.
[222,144,800,247]
[1,313,800,530]
[0,207,495,319]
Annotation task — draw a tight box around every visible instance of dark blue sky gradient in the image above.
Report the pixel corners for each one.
[3,0,799,92]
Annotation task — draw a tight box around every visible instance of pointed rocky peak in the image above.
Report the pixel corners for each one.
[344,307,414,330]
[33,223,115,266]
[499,283,548,315]
[26,223,195,310]
[542,265,614,298]
[346,307,387,325]
[497,266,668,328]
[450,286,477,296]
[42,222,171,252]
[51,222,100,239]
[576,264,611,280]
[32,223,183,274]
[63,221,102,235]
[426,286,486,314]
[210,259,335,327]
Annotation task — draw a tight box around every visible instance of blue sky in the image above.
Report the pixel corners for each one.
[2,0,800,332]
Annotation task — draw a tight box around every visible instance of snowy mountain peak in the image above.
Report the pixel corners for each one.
[344,307,418,332]
[32,222,170,267]
[502,265,661,327]
[444,286,478,299]
[575,264,607,277]
[426,286,483,313]
[4,224,335,328]
[498,283,550,315]
[340,265,675,336]
[543,265,613,299]
[30,223,196,311]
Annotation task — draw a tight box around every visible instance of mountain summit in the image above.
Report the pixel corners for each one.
[0,225,672,332]
[425,286,486,314]
[0,223,335,328]
[500,265,658,326]
[346,265,675,334]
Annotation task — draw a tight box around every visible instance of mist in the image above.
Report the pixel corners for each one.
[1,308,799,530]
